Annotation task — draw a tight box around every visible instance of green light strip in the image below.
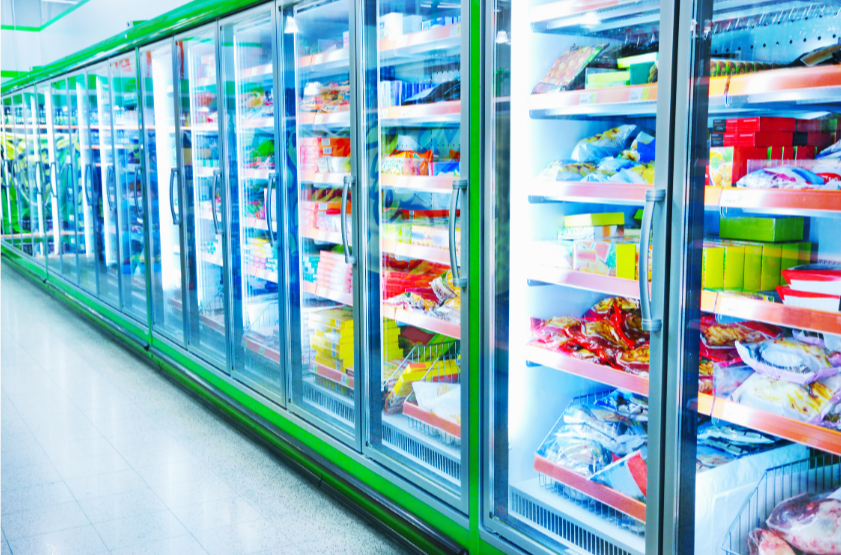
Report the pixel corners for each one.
[0,0,93,33]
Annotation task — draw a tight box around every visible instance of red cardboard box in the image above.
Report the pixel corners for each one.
[724,131,793,148]
[767,146,817,161]
[735,117,796,133]
[793,132,833,148]
[796,119,823,133]
[733,147,767,182]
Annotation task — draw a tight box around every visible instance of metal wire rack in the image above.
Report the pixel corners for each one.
[721,453,841,555]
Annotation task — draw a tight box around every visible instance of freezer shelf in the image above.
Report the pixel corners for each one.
[299,102,462,128]
[380,305,460,339]
[381,412,461,486]
[402,401,461,440]
[302,375,354,425]
[529,181,651,205]
[697,394,841,457]
[529,265,642,298]
[380,174,455,192]
[302,225,457,266]
[525,344,649,396]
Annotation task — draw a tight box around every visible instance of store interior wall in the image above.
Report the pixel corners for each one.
[1,0,192,84]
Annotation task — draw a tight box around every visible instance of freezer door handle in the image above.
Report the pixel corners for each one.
[48,162,57,201]
[169,167,180,225]
[133,168,143,220]
[84,164,94,207]
[266,170,276,248]
[211,169,223,236]
[449,179,468,290]
[640,188,665,332]
[341,175,356,265]
[106,165,116,213]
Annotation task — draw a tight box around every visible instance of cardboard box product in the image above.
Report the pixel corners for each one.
[710,133,725,148]
[379,13,422,38]
[531,240,574,270]
[702,246,725,290]
[719,216,804,243]
[731,117,796,133]
[705,241,745,290]
[564,212,625,228]
[558,225,623,241]
[759,243,782,291]
[793,132,833,148]
[779,242,813,285]
[709,146,767,187]
[796,119,823,133]
[712,119,727,133]
[629,62,656,85]
[724,132,793,148]
[573,238,633,276]
[617,52,658,68]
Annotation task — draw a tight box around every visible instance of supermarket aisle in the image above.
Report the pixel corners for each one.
[0,265,411,555]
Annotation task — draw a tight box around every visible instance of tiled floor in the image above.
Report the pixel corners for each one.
[0,265,411,555]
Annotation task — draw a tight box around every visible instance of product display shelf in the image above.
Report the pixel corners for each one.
[525,344,649,396]
[313,363,354,390]
[241,117,274,129]
[529,84,658,119]
[298,48,350,74]
[298,111,350,128]
[380,174,455,192]
[381,239,453,266]
[701,290,841,336]
[381,412,461,485]
[402,401,461,440]
[509,479,645,555]
[166,296,226,334]
[241,168,272,179]
[194,166,217,178]
[245,265,276,283]
[379,24,461,64]
[533,454,647,522]
[202,251,223,267]
[302,281,353,306]
[242,332,281,363]
[528,264,642,298]
[705,186,841,216]
[240,63,273,80]
[696,394,841,457]
[301,226,344,245]
[529,180,651,205]
[302,374,355,425]
[381,304,460,340]
[379,100,461,128]
[299,171,349,186]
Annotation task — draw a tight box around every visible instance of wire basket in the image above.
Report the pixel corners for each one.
[721,453,841,555]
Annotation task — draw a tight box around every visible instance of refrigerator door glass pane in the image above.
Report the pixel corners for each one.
[671,2,841,554]
[52,79,80,283]
[88,67,120,307]
[39,85,59,270]
[15,92,36,257]
[2,97,14,246]
[221,9,283,399]
[31,88,49,266]
[7,95,22,250]
[361,0,466,503]
[285,0,357,439]
[70,74,97,294]
[111,54,148,321]
[141,42,185,344]
[487,1,669,552]
[177,28,229,365]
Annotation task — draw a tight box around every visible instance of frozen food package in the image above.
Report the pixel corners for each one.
[615,344,651,377]
[713,362,755,398]
[539,160,596,181]
[697,421,776,445]
[562,404,647,455]
[532,43,608,94]
[747,529,796,555]
[735,338,841,385]
[766,488,841,554]
[570,125,637,163]
[580,157,635,181]
[731,372,841,423]
[700,316,782,363]
[621,131,656,163]
[782,264,841,296]
[590,447,648,501]
[696,444,736,472]
[584,297,641,320]
[736,166,837,190]
[530,316,580,343]
[412,382,461,425]
[822,401,841,430]
[594,390,649,422]
[793,329,825,347]
[811,159,841,188]
[565,319,630,365]
[537,433,613,478]
[818,137,841,159]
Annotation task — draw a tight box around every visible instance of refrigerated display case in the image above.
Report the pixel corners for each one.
[111,53,148,321]
[282,0,360,443]
[357,0,470,509]
[220,6,284,401]
[50,77,80,283]
[177,25,230,366]
[484,0,679,552]
[37,84,59,269]
[1,96,15,246]
[69,72,97,294]
[666,1,841,554]
[140,40,186,344]
[31,87,50,266]
[14,91,37,258]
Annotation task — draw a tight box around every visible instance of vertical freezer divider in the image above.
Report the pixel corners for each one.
[211,169,222,236]
[341,175,356,265]
[640,188,664,332]
[449,178,468,290]
[169,167,179,225]
[266,170,277,248]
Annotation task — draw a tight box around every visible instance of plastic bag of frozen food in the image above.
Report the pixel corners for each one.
[566,319,631,365]
[747,529,796,555]
[539,160,596,181]
[621,131,656,163]
[626,162,656,184]
[735,338,841,384]
[413,382,461,425]
[818,137,841,159]
[562,404,647,455]
[712,362,755,398]
[700,316,782,364]
[590,447,648,501]
[822,401,841,430]
[731,372,841,423]
[532,44,608,94]
[767,488,841,554]
[697,421,776,446]
[570,125,637,163]
[580,157,635,182]
[530,316,580,343]
[594,390,649,422]
[584,297,641,320]
[736,166,835,190]
[696,444,736,473]
[538,434,613,478]
[615,344,651,377]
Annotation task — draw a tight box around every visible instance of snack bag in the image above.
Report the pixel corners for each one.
[699,316,781,363]
[532,44,608,94]
[735,338,841,384]
[595,390,649,421]
[530,316,580,344]
[537,434,613,478]
[570,125,637,163]
[562,404,647,455]
[590,447,648,501]
[539,160,596,181]
[736,166,835,190]
[731,372,841,423]
[580,157,635,181]
[565,319,629,365]
[616,344,650,377]
[583,297,641,320]
[621,131,656,163]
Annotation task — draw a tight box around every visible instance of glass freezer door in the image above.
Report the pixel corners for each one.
[49,79,77,281]
[111,54,148,321]
[667,1,841,553]
[484,0,678,552]
[221,7,284,400]
[15,91,36,257]
[38,85,58,270]
[176,26,230,366]
[359,0,468,507]
[31,88,49,266]
[70,73,97,293]
[281,0,359,443]
[140,40,187,345]
[2,96,16,247]
[87,66,121,307]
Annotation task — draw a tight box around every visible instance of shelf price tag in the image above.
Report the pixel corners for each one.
[628,88,643,102]
[579,92,597,105]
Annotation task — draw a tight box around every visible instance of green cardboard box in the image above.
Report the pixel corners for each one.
[564,212,625,228]
[705,240,745,290]
[759,244,782,291]
[779,241,813,284]
[719,216,804,243]
[702,245,725,290]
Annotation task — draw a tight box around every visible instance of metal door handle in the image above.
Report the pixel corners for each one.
[640,188,665,332]
[341,175,355,265]
[134,168,143,219]
[106,165,116,212]
[211,169,222,235]
[48,162,57,200]
[84,164,93,206]
[265,170,276,248]
[448,179,468,289]
[169,167,179,225]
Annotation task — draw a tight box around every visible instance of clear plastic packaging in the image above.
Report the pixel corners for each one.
[594,390,649,422]
[736,166,836,190]
[747,529,796,555]
[562,404,647,455]
[731,372,841,423]
[735,338,841,385]
[570,125,637,163]
[766,488,841,554]
[589,447,648,501]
